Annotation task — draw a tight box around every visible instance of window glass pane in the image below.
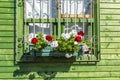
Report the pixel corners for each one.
[28,23,52,42]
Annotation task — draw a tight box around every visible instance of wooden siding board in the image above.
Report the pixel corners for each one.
[100,14,120,19]
[0,37,14,42]
[101,55,120,59]
[0,2,14,8]
[0,31,14,36]
[100,32,120,37]
[0,49,13,55]
[101,43,120,48]
[0,14,14,19]
[100,20,120,26]
[52,78,120,80]
[100,37,120,42]
[100,26,120,31]
[0,55,14,60]
[0,25,14,30]
[0,0,120,80]
[100,0,120,2]
[100,3,120,8]
[1,66,120,73]
[0,8,14,13]
[101,49,120,53]
[0,43,14,48]
[0,61,14,66]
[0,20,14,25]
[0,0,14,2]
[100,9,120,14]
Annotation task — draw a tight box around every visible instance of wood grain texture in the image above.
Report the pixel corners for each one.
[0,0,119,80]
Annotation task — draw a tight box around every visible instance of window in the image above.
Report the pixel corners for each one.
[16,0,100,62]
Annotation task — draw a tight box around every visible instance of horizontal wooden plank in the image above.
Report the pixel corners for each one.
[101,43,120,48]
[0,43,14,48]
[0,25,14,30]
[101,49,120,53]
[111,72,120,77]
[100,3,120,8]
[0,49,13,55]
[100,15,120,20]
[0,61,14,66]
[1,66,120,73]
[97,60,120,66]
[100,26,120,31]
[100,20,120,26]
[0,20,14,25]
[0,31,14,36]
[0,79,43,80]
[101,55,120,59]
[100,9,120,14]
[0,8,14,13]
[1,59,120,67]
[0,72,111,78]
[0,72,118,79]
[100,37,120,42]
[0,2,14,8]
[0,37,14,42]
[53,78,120,80]
[0,55,14,60]
[100,32,120,37]
[0,14,14,19]
[51,72,110,78]
[0,78,119,80]
[0,0,14,1]
[100,0,120,2]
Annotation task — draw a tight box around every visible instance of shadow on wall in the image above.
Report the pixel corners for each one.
[13,58,97,80]
[13,62,72,80]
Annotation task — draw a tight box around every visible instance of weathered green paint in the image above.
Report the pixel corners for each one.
[0,0,120,80]
[26,18,94,23]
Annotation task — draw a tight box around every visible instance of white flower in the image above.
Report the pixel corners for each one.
[74,41,78,45]
[65,53,72,58]
[69,30,77,36]
[50,41,58,48]
[62,33,70,40]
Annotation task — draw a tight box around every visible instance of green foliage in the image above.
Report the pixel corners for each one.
[54,34,81,53]
[34,32,48,51]
[83,39,91,47]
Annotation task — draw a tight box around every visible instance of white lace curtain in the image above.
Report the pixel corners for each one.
[26,0,92,18]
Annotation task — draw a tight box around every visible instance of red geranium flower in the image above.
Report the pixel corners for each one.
[77,30,85,36]
[75,36,82,42]
[31,38,38,44]
[46,35,52,42]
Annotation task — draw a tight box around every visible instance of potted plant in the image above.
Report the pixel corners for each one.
[31,30,91,58]
[31,32,52,51]
[50,30,85,58]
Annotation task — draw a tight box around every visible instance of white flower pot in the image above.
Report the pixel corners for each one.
[65,53,72,58]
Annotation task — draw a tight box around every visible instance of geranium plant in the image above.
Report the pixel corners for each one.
[51,30,85,54]
[31,32,52,51]
[31,30,91,58]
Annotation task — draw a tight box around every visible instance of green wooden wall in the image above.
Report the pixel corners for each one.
[0,0,120,80]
